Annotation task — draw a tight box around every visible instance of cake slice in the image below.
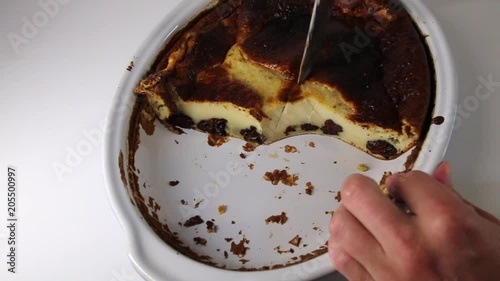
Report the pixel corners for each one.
[134,0,431,160]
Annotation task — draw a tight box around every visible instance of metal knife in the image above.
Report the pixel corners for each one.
[297,0,332,84]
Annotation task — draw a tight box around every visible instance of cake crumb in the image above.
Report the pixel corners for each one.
[224,251,228,259]
[195,199,204,209]
[180,199,188,205]
[379,171,394,195]
[169,180,180,187]
[218,205,227,215]
[183,215,204,227]
[284,145,298,153]
[305,182,315,195]
[309,142,316,148]
[240,259,250,264]
[265,212,288,225]
[243,142,257,152]
[325,211,335,216]
[289,235,302,247]
[230,238,250,257]
[248,163,255,170]
[335,191,342,202]
[208,134,229,147]
[206,221,217,233]
[224,238,233,243]
[269,152,279,159]
[126,60,135,71]
[240,153,247,159]
[357,164,370,172]
[194,237,207,246]
[264,170,299,186]
[274,246,295,254]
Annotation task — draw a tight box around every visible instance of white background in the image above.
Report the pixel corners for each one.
[1,0,499,280]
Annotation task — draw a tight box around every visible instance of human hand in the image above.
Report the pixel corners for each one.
[328,162,500,281]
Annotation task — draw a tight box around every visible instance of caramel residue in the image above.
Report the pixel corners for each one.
[264,170,299,186]
[139,104,156,136]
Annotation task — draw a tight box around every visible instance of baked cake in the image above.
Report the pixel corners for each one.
[134,0,432,160]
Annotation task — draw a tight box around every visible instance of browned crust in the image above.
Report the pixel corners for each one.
[135,0,431,135]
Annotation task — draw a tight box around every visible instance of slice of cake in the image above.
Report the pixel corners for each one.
[134,0,432,160]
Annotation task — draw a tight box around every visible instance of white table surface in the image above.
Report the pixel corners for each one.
[1,1,499,280]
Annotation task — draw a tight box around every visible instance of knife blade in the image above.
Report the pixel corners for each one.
[297,0,331,84]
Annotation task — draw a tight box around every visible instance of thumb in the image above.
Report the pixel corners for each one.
[433,161,453,188]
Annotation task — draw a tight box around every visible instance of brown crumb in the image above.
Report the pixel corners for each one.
[194,237,207,246]
[335,191,342,202]
[218,205,227,215]
[169,180,180,187]
[126,61,134,71]
[265,212,288,225]
[284,145,298,153]
[289,235,302,247]
[174,140,179,144]
[206,221,217,233]
[180,199,188,205]
[305,182,315,195]
[248,163,255,170]
[325,211,335,216]
[379,171,394,195]
[274,246,295,254]
[313,227,320,231]
[240,259,250,264]
[230,238,250,258]
[239,153,247,159]
[195,199,204,209]
[231,221,236,225]
[183,215,204,227]
[264,170,299,186]
[224,238,233,243]
[224,251,228,259]
[309,142,316,148]
[243,142,257,152]
[208,134,229,147]
[357,164,370,172]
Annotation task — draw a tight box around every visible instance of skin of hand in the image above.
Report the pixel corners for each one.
[328,162,500,281]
